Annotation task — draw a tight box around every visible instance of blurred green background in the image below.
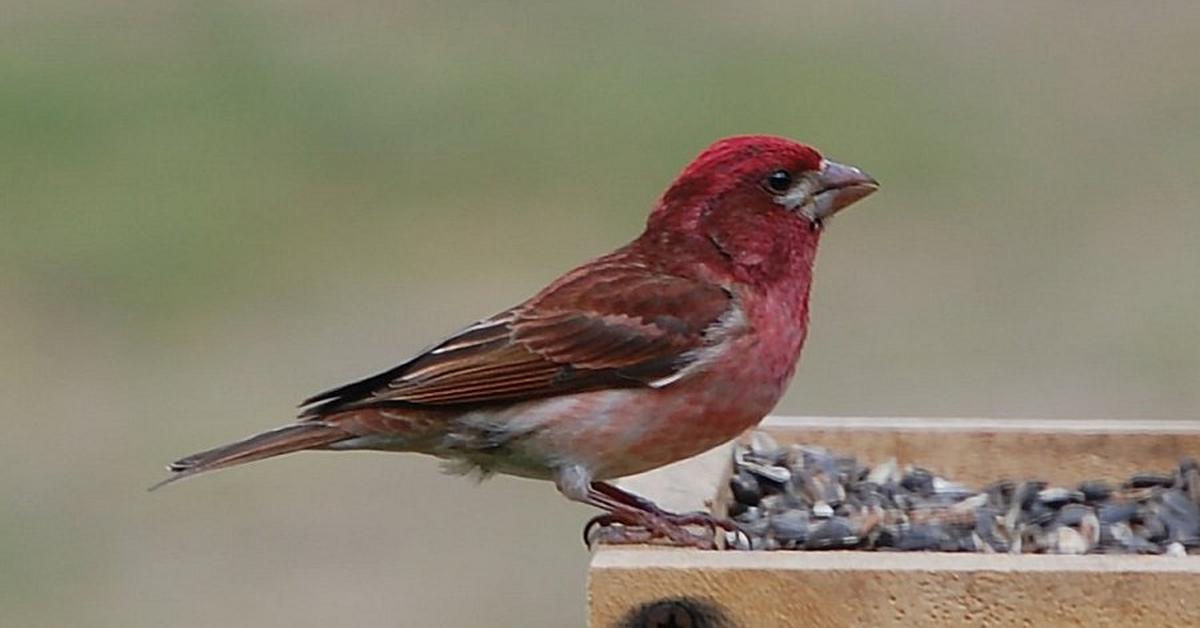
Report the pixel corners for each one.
[4,1,1198,626]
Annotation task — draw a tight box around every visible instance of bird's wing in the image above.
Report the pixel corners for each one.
[299,263,736,415]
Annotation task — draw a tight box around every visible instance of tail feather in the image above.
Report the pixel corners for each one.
[150,422,347,491]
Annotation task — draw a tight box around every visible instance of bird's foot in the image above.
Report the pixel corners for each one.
[582,481,740,547]
[583,512,727,549]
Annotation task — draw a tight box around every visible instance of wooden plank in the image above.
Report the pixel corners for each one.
[591,417,1200,627]
[591,550,1200,627]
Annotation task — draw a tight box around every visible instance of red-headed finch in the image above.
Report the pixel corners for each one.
[156,135,878,547]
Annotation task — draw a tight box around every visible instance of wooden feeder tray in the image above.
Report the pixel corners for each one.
[588,417,1200,627]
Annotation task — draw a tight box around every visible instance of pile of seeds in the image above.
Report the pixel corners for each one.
[725,432,1200,555]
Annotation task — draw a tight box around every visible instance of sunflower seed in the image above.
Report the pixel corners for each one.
[727,432,1200,556]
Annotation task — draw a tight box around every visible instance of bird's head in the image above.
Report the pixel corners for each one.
[644,135,878,280]
[651,135,878,233]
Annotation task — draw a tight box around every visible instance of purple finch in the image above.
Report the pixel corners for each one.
[157,135,878,547]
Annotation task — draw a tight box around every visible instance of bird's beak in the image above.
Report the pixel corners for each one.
[811,160,879,221]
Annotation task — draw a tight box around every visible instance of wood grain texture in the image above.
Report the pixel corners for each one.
[591,550,1200,627]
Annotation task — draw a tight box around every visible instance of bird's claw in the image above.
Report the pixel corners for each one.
[583,513,618,546]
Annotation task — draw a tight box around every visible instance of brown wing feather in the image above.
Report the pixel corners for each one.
[300,261,734,415]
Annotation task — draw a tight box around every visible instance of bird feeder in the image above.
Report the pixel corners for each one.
[589,416,1200,627]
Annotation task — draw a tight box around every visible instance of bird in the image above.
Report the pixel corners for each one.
[155,135,878,548]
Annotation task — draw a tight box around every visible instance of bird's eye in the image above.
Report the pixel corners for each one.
[765,169,792,193]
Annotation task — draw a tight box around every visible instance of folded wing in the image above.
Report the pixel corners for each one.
[300,262,736,416]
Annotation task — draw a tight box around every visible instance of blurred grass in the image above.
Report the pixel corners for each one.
[2,2,1199,626]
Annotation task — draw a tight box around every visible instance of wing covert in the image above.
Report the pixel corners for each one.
[300,264,736,415]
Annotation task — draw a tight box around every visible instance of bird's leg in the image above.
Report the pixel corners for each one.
[590,481,740,534]
[556,466,718,548]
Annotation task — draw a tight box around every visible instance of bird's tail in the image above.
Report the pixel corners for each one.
[150,422,347,491]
